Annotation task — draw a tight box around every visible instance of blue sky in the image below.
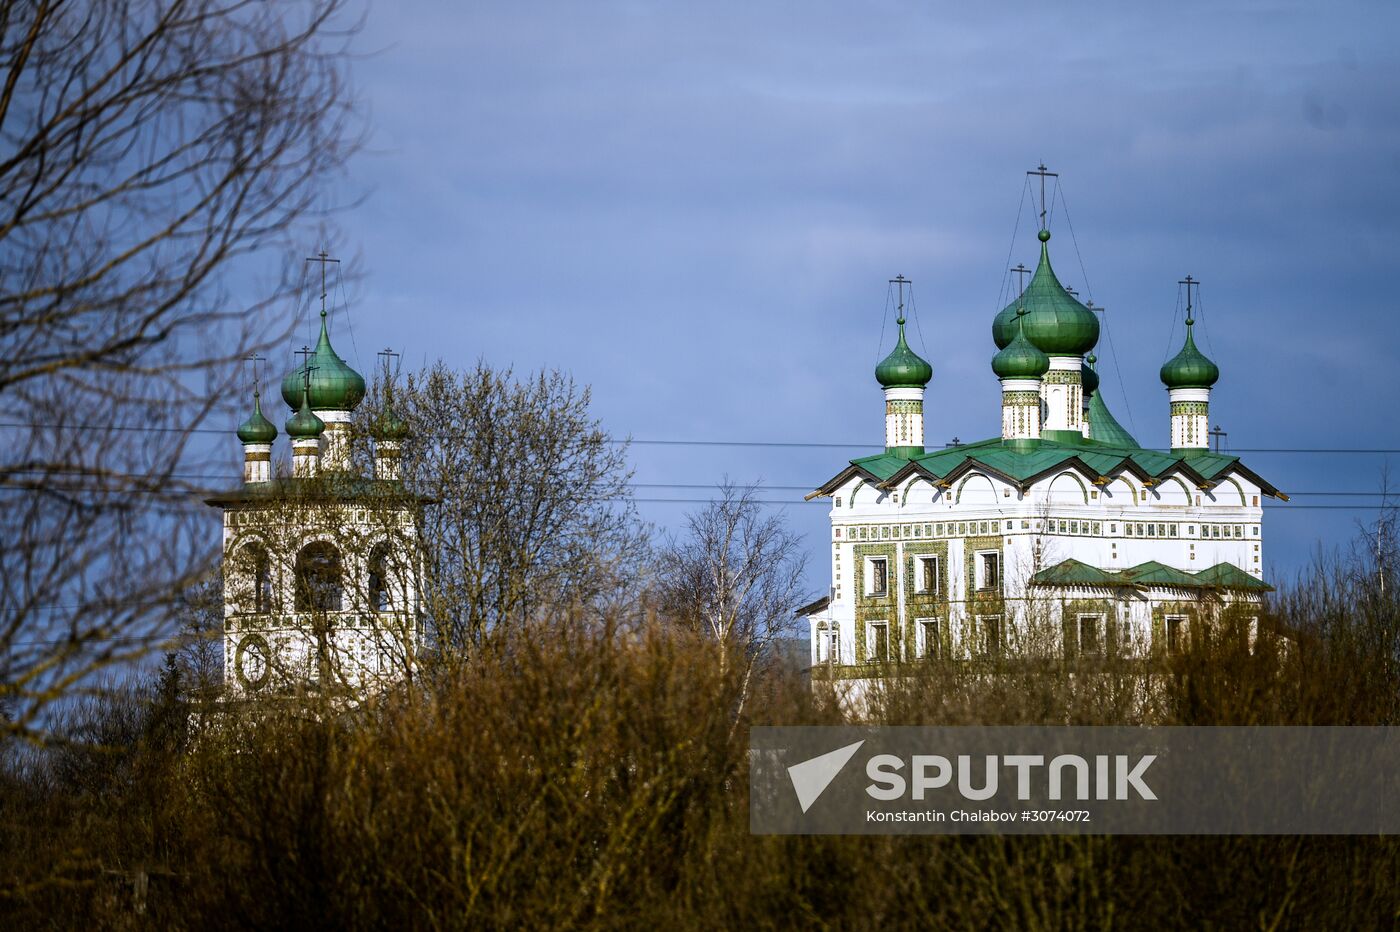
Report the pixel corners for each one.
[295,1,1400,591]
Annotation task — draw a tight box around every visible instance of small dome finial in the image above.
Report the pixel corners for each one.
[1038,228,1051,243]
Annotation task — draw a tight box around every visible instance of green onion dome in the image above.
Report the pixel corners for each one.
[874,318,933,388]
[991,310,1050,379]
[992,230,1100,356]
[285,387,326,440]
[280,311,367,412]
[1159,319,1219,389]
[236,390,278,444]
[1081,352,1100,397]
[371,388,410,442]
[372,409,409,441]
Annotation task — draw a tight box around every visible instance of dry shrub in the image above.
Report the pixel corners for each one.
[0,568,1397,929]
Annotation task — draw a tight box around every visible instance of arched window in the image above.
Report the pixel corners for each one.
[252,547,272,614]
[367,542,393,612]
[238,544,273,614]
[295,542,343,612]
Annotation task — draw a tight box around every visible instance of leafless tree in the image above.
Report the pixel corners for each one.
[0,0,361,742]
[655,480,806,721]
[371,362,647,659]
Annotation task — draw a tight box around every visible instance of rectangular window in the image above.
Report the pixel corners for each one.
[1166,615,1188,655]
[979,552,1000,591]
[1170,524,1178,537]
[918,556,940,594]
[868,557,888,597]
[919,619,940,659]
[1078,615,1101,656]
[979,615,1003,657]
[870,622,889,663]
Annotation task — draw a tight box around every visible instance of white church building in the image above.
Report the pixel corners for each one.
[208,292,424,699]
[803,224,1285,677]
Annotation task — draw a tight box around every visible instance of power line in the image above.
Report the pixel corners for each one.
[2,421,1397,455]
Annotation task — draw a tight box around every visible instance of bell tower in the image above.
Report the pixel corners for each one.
[209,256,422,699]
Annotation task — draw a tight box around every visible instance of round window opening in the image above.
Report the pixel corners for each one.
[236,634,271,690]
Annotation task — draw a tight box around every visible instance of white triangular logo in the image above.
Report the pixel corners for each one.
[787,740,865,813]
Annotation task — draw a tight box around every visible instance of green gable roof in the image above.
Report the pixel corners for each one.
[819,430,1282,500]
[1030,559,1272,593]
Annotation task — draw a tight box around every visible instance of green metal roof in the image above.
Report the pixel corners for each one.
[874,318,933,389]
[1160,320,1219,389]
[1087,389,1138,447]
[1028,559,1122,587]
[992,230,1099,356]
[825,428,1281,500]
[370,382,410,441]
[1030,559,1272,593]
[236,390,278,444]
[285,388,325,440]
[280,311,367,412]
[991,311,1050,379]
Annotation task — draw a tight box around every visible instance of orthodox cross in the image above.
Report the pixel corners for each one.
[247,352,266,392]
[300,363,319,398]
[1209,424,1228,453]
[1086,299,1106,335]
[1027,163,1058,230]
[377,347,401,378]
[1064,285,1079,298]
[293,345,319,403]
[1179,275,1199,324]
[1010,263,1030,298]
[889,274,910,320]
[305,250,341,317]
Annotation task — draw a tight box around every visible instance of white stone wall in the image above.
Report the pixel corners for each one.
[1000,378,1042,441]
[883,387,924,449]
[814,464,1266,668]
[1169,387,1210,450]
[220,496,423,697]
[242,443,271,483]
[1041,357,1083,433]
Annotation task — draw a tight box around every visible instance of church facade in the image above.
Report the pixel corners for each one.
[804,226,1284,677]
[208,304,423,698]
